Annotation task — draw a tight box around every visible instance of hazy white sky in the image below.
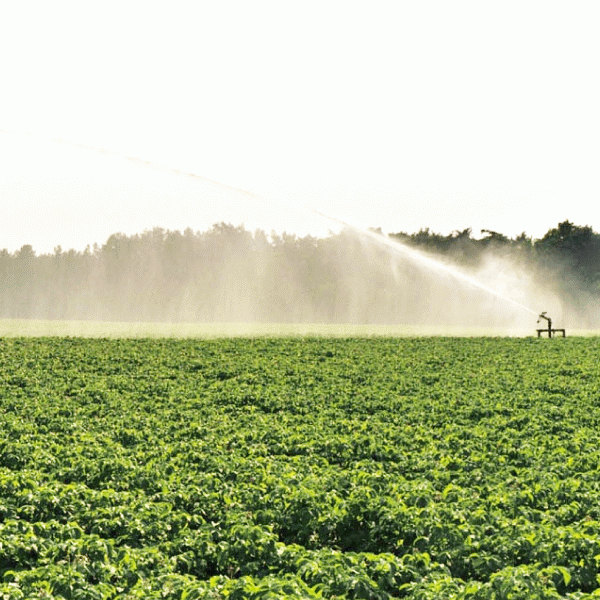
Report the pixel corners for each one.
[1,0,599,254]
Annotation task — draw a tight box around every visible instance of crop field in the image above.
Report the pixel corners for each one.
[1,336,600,598]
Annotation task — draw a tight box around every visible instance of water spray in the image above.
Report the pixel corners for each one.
[313,210,541,319]
[3,128,552,332]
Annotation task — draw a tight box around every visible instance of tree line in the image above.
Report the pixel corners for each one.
[0,220,598,325]
[391,220,600,291]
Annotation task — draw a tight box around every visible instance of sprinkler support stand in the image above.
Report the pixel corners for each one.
[536,312,566,338]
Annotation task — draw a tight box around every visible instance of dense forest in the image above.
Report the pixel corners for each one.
[0,220,598,327]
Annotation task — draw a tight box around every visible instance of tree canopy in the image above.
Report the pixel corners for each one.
[0,220,598,326]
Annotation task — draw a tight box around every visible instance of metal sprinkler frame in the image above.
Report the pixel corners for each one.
[536,312,566,338]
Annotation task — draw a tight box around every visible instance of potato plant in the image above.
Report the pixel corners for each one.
[1,336,600,598]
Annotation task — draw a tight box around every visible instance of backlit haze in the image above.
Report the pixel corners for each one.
[1,0,599,255]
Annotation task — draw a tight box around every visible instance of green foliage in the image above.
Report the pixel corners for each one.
[1,337,600,598]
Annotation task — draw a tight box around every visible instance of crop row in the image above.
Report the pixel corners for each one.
[1,337,600,598]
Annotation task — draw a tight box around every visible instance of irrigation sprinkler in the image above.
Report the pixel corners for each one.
[536,312,566,338]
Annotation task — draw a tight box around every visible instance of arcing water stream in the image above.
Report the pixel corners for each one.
[313,211,540,318]
[3,129,546,327]
[0,128,257,200]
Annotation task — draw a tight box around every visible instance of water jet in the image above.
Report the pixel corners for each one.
[314,210,543,322]
[2,129,567,332]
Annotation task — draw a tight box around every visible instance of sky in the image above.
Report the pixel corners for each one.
[1,0,599,255]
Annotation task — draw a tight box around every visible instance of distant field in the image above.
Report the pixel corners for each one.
[1,318,592,338]
[2,336,600,598]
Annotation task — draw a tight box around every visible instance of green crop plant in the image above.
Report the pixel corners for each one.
[1,336,600,597]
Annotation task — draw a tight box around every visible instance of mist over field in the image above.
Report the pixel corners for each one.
[1,219,598,332]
